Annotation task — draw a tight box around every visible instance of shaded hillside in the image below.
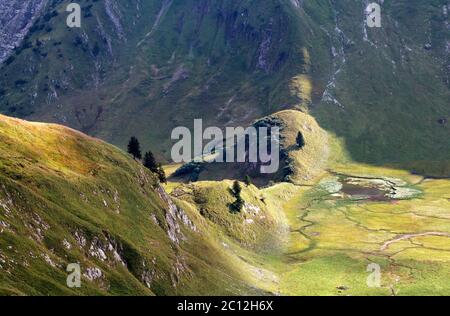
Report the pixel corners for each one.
[0,0,316,159]
[0,0,448,170]
[311,0,450,169]
[170,110,331,186]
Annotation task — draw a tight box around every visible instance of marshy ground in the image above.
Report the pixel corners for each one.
[260,164,450,296]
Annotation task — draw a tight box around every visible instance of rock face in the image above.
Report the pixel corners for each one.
[0,0,47,63]
[155,186,197,244]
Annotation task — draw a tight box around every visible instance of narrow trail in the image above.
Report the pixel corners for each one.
[381,232,450,251]
[137,0,173,47]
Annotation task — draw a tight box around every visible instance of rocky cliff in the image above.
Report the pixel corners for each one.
[0,0,47,62]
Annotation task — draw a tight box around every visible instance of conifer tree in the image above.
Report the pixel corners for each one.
[244,175,252,187]
[128,137,142,160]
[144,151,167,184]
[296,132,305,149]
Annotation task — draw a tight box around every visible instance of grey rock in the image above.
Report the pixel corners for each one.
[0,0,48,63]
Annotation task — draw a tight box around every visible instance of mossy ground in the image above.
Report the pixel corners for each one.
[267,170,450,296]
[164,159,450,296]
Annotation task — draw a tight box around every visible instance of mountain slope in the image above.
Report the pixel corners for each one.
[0,0,47,63]
[311,0,450,170]
[0,0,310,159]
[2,113,450,296]
[0,0,450,296]
[0,114,285,295]
[0,0,448,168]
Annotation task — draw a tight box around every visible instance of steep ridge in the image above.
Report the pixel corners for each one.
[0,114,284,295]
[171,110,330,186]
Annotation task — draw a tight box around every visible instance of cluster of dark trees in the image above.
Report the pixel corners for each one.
[229,181,244,213]
[296,132,305,149]
[127,137,166,184]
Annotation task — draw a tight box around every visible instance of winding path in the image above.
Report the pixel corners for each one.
[380,232,450,251]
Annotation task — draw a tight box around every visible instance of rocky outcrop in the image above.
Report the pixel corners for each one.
[0,0,47,63]
[155,186,197,244]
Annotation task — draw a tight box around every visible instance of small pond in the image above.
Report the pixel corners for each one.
[319,174,421,202]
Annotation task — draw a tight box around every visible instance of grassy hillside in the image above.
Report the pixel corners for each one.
[0,0,448,172]
[311,0,450,172]
[0,114,285,295]
[0,0,449,296]
[1,108,450,296]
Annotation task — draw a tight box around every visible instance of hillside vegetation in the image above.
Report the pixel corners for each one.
[1,110,450,295]
[0,0,449,296]
[0,114,285,295]
[0,0,448,173]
